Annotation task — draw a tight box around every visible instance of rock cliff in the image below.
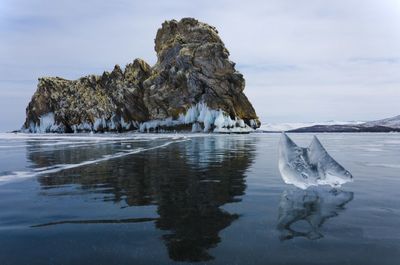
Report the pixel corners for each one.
[23,18,260,133]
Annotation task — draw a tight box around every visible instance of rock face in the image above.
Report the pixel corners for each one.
[23,18,260,133]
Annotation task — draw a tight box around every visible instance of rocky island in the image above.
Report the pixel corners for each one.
[22,18,260,133]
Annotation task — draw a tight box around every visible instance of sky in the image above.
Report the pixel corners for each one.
[1,0,400,132]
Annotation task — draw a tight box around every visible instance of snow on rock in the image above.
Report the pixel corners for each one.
[362,115,400,129]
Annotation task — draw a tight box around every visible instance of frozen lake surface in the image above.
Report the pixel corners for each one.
[0,133,399,265]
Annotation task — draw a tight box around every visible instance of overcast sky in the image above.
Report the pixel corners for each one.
[1,0,400,131]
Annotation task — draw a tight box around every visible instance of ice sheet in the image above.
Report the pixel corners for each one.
[0,138,189,185]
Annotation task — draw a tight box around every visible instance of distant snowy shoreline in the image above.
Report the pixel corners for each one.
[258,121,364,132]
[258,115,400,133]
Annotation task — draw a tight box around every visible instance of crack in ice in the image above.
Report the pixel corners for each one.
[0,138,189,185]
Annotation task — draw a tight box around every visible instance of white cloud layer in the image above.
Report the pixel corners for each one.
[1,0,399,131]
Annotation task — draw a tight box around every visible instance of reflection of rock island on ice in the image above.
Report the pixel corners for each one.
[23,136,257,262]
[277,188,353,240]
[278,133,353,189]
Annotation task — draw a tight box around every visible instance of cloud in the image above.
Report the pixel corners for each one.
[1,0,400,131]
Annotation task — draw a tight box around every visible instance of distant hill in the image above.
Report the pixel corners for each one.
[289,115,400,133]
[362,115,400,129]
[258,121,363,132]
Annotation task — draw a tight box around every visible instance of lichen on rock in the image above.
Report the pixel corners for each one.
[23,18,260,133]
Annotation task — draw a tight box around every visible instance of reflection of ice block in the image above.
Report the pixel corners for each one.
[278,133,353,189]
[277,188,353,240]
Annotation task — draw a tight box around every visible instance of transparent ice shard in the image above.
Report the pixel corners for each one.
[277,187,353,240]
[278,133,353,189]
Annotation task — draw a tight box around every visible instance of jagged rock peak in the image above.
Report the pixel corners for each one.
[155,18,222,56]
[23,18,260,133]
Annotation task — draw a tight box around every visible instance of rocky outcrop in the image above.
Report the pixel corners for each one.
[23,18,260,133]
[24,59,151,133]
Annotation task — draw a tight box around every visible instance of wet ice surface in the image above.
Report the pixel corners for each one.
[0,133,399,265]
[277,187,354,240]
